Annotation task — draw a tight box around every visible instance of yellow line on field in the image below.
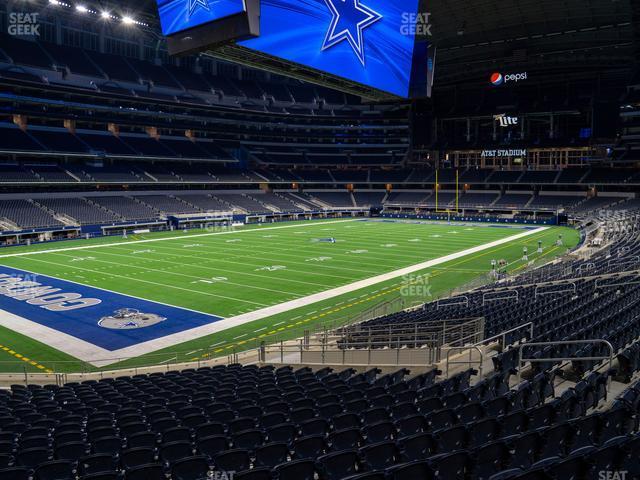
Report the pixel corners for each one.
[0,344,53,373]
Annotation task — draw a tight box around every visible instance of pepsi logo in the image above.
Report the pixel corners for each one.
[490,71,528,86]
[490,72,503,86]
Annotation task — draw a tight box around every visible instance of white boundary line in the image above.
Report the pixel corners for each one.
[0,218,359,259]
[0,226,547,367]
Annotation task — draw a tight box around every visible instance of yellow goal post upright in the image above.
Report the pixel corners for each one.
[434,169,460,217]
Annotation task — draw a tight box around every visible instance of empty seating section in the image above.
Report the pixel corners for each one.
[459,193,499,207]
[385,192,430,204]
[140,165,179,182]
[250,193,300,212]
[569,197,619,214]
[75,165,144,183]
[89,52,139,83]
[0,200,60,229]
[494,194,532,208]
[310,192,354,208]
[278,193,321,210]
[519,171,559,184]
[30,166,76,183]
[0,34,52,69]
[37,198,120,225]
[27,130,89,154]
[528,196,581,209]
[0,125,43,151]
[176,195,231,212]
[75,134,136,156]
[487,171,523,183]
[91,197,160,221]
[353,192,385,207]
[214,194,270,213]
[0,165,39,182]
[40,42,103,77]
[134,196,201,215]
[0,363,636,480]
[424,192,457,207]
[121,137,174,157]
[405,170,435,183]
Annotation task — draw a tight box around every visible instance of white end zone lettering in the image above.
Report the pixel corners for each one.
[0,274,101,312]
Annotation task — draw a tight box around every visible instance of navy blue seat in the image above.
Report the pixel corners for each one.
[317,449,360,480]
[171,455,210,480]
[125,463,165,480]
[196,435,228,459]
[120,447,155,470]
[274,459,316,480]
[254,442,289,468]
[292,435,326,460]
[234,467,272,480]
[214,449,251,472]
[78,454,118,476]
[358,441,399,471]
[385,460,433,480]
[0,467,30,480]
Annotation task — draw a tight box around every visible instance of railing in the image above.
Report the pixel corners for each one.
[444,322,534,377]
[334,317,484,353]
[517,339,615,390]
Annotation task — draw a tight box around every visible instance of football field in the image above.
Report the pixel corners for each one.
[0,218,579,372]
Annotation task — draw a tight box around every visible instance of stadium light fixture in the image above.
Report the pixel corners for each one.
[100,10,111,19]
[122,16,134,25]
[75,4,88,13]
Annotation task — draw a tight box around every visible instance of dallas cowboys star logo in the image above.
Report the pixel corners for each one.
[188,0,210,18]
[321,0,382,66]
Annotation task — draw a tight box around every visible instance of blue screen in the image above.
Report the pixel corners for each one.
[158,0,246,36]
[239,0,421,97]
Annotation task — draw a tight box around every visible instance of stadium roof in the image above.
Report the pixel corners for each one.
[429,0,636,83]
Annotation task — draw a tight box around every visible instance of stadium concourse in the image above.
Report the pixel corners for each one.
[0,0,639,479]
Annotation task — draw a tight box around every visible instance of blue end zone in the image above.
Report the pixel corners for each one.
[0,266,224,351]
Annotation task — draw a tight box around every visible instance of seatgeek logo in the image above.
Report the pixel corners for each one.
[490,71,527,86]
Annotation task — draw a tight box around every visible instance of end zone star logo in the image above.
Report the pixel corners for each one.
[188,0,210,17]
[322,0,382,66]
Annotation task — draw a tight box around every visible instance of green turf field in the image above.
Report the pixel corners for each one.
[0,219,580,372]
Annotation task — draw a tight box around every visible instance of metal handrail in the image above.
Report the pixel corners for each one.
[517,339,615,390]
[477,322,534,349]
[443,322,533,378]
[445,346,484,377]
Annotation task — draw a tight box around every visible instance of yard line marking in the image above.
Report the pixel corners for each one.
[253,327,267,333]
[273,321,286,326]
[51,251,304,298]
[233,334,247,340]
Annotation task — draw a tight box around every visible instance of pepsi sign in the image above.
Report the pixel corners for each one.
[490,71,528,86]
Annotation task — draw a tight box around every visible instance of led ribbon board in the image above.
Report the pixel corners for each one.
[157,0,247,36]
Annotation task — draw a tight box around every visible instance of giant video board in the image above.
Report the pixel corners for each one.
[158,0,430,99]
